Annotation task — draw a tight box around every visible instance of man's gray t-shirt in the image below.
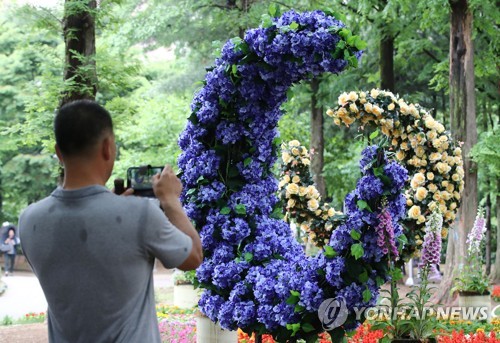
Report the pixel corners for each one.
[19,185,192,343]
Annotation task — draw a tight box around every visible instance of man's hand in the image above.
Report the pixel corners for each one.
[152,165,182,208]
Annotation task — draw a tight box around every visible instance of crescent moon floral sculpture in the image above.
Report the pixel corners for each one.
[178,9,410,342]
[326,89,464,258]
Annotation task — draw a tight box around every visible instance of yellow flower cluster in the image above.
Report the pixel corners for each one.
[327,89,464,254]
[278,140,342,247]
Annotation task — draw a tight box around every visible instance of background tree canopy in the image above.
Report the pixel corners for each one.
[0,0,498,275]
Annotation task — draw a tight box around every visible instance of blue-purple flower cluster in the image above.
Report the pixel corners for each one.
[177,9,406,341]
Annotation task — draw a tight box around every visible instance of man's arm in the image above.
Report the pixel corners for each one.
[153,165,203,271]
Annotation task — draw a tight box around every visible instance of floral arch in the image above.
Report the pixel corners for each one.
[177,9,463,342]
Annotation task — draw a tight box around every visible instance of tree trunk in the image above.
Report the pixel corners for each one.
[490,179,500,283]
[310,78,326,198]
[61,0,97,106]
[485,192,491,275]
[433,0,478,304]
[380,33,395,92]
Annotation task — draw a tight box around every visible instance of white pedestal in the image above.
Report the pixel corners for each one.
[405,258,414,286]
[196,316,237,343]
[173,284,201,308]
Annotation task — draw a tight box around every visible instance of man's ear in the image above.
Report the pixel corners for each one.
[101,136,113,161]
[55,144,64,164]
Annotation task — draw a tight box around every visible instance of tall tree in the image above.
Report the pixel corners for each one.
[434,0,478,304]
[61,0,97,105]
[310,78,326,197]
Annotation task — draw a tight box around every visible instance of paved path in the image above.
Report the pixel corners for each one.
[0,272,47,320]
[0,267,173,342]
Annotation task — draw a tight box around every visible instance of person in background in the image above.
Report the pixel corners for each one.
[19,100,202,343]
[3,225,19,276]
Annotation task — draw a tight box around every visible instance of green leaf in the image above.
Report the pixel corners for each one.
[376,276,385,287]
[289,21,299,30]
[244,157,252,167]
[268,3,277,17]
[324,245,337,258]
[356,200,373,213]
[397,234,408,245]
[220,207,231,215]
[286,323,301,337]
[354,37,367,50]
[351,243,364,260]
[231,64,238,76]
[369,130,380,140]
[244,252,253,262]
[338,28,350,39]
[261,14,273,28]
[350,229,361,240]
[391,267,404,281]
[302,323,315,333]
[290,290,300,297]
[286,295,300,305]
[294,304,305,313]
[235,204,247,215]
[186,188,196,195]
[363,288,372,302]
[358,269,369,283]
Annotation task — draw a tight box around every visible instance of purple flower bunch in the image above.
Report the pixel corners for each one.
[419,210,443,267]
[375,209,399,257]
[177,9,405,341]
[466,208,486,255]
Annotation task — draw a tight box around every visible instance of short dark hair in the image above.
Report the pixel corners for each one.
[55,100,113,157]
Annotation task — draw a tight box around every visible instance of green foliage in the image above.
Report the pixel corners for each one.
[471,130,500,177]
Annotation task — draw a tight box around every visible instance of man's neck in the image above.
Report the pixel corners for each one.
[61,163,106,190]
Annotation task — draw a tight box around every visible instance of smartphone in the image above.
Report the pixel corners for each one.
[126,165,163,197]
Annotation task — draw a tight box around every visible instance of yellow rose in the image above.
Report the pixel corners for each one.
[436,162,451,174]
[401,142,410,151]
[328,208,336,217]
[282,152,293,164]
[433,192,442,201]
[348,91,358,102]
[428,183,438,193]
[415,146,425,158]
[441,142,449,151]
[338,92,348,105]
[291,147,300,156]
[287,199,296,208]
[392,138,398,146]
[417,215,426,224]
[307,199,319,211]
[326,109,334,117]
[342,116,355,126]
[456,166,464,177]
[360,91,366,98]
[428,201,437,211]
[452,173,460,182]
[441,228,448,239]
[301,158,310,166]
[408,205,421,219]
[289,140,300,147]
[333,118,341,126]
[446,184,455,193]
[450,202,457,210]
[372,106,384,116]
[426,130,438,141]
[415,187,428,202]
[444,211,454,221]
[416,239,424,245]
[370,88,380,98]
[388,103,395,111]
[424,116,437,130]
[432,139,441,149]
[315,209,322,216]
[427,172,434,181]
[299,186,307,196]
[454,147,462,156]
[300,223,310,232]
[454,156,462,165]
[409,104,419,117]
[410,172,426,189]
[407,199,413,206]
[292,175,301,183]
[286,183,299,195]
[364,103,373,113]
[429,152,442,162]
[349,103,359,113]
[436,123,445,133]
[325,222,333,232]
[439,135,448,142]
[306,186,319,199]
[453,191,461,200]
[396,150,406,161]
[441,191,451,201]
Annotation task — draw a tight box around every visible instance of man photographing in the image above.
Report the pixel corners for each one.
[19,100,202,343]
